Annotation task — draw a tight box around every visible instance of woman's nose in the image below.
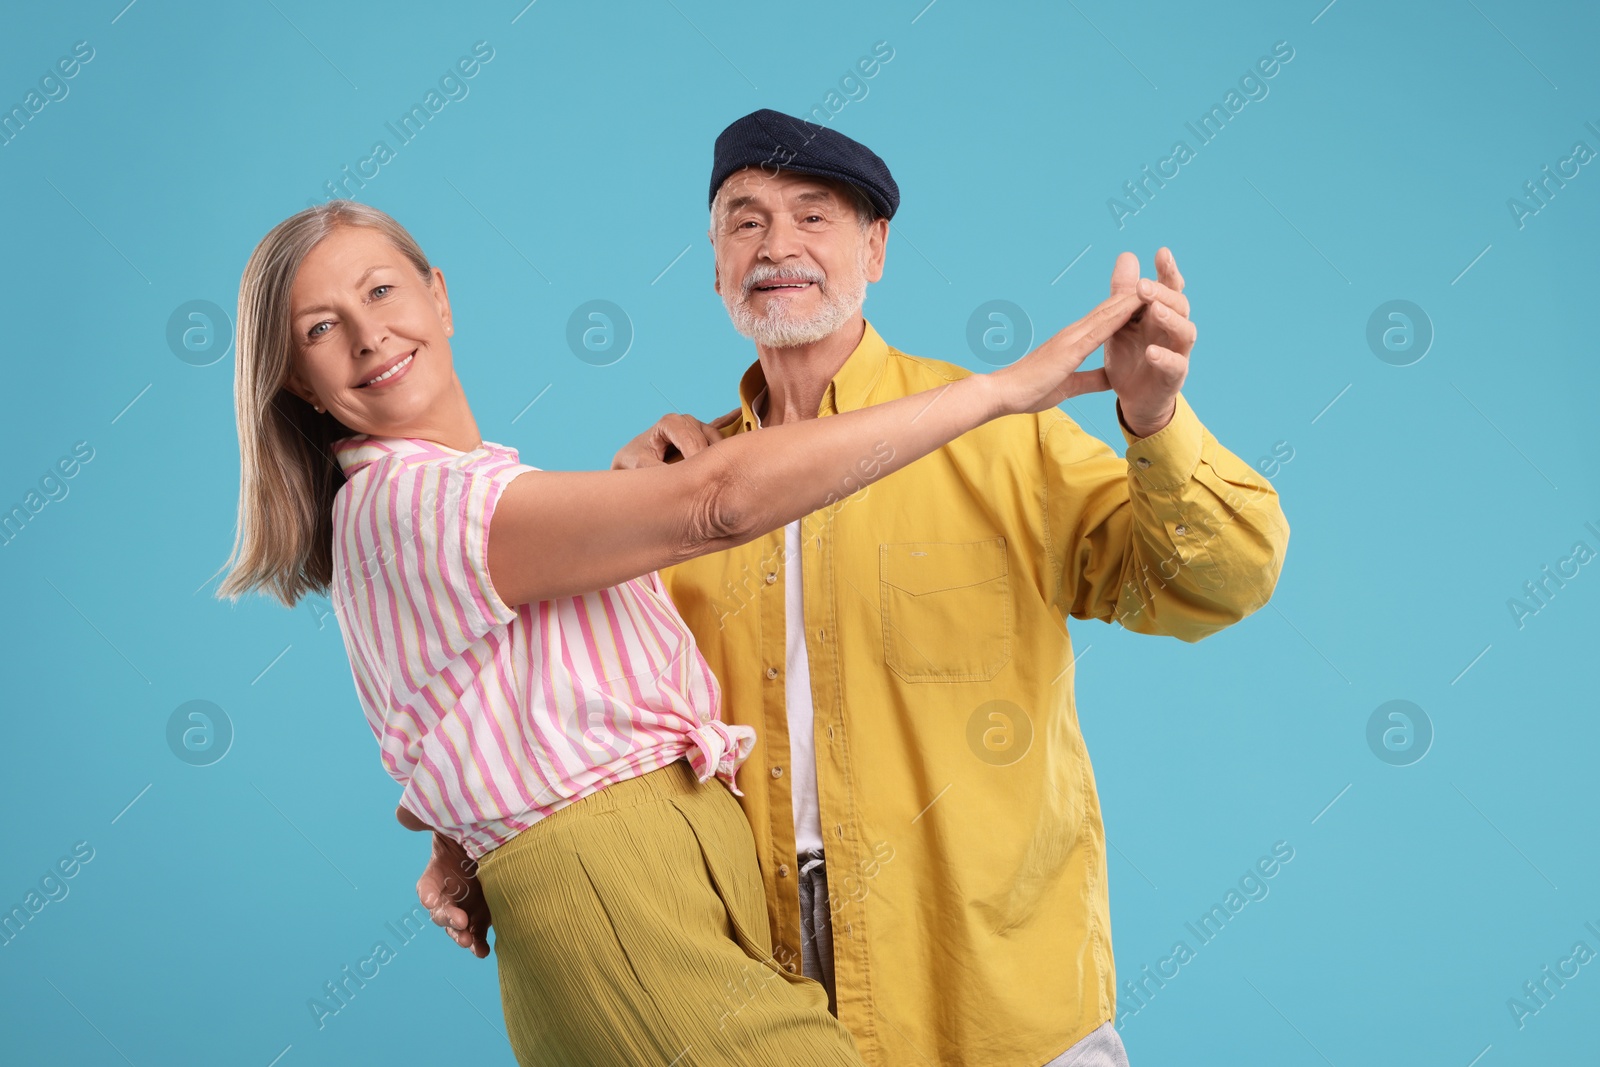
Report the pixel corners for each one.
[350,310,388,353]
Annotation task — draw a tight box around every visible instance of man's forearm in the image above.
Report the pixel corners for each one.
[1114,395,1289,638]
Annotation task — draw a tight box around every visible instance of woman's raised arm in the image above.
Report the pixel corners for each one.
[485,290,1145,607]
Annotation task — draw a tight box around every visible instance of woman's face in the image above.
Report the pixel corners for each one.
[283,225,455,437]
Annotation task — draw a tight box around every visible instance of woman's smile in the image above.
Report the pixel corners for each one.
[357,348,416,389]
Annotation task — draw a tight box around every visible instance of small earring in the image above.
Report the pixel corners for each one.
[313,401,324,413]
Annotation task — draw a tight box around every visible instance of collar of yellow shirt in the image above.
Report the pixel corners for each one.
[730,319,891,430]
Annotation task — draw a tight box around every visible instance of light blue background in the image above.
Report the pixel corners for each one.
[2,1,1596,1064]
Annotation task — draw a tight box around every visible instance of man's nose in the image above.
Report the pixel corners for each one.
[759,217,803,262]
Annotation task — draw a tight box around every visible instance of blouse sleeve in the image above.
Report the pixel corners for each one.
[375,457,533,656]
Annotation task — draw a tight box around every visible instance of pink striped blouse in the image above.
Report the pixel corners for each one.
[328,434,756,860]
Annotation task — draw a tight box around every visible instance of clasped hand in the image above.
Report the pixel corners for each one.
[985,247,1195,437]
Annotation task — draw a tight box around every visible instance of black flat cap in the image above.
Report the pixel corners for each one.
[709,108,899,221]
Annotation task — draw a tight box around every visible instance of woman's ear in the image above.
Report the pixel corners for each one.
[280,364,316,408]
[428,266,452,334]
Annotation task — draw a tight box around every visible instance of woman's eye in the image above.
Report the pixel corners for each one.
[371,284,392,298]
[307,322,329,339]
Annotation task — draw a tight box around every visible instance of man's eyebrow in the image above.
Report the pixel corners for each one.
[719,188,841,220]
[790,189,837,206]
[293,265,393,319]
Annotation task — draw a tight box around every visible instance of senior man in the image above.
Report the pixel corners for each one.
[414,109,1289,1065]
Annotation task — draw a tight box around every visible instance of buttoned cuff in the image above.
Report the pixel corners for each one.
[1119,392,1203,491]
[684,719,758,797]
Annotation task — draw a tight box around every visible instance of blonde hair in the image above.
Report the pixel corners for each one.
[212,200,435,609]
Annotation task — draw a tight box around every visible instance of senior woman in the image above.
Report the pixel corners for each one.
[214,198,1147,1065]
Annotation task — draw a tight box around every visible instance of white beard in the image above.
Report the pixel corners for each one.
[723,248,869,348]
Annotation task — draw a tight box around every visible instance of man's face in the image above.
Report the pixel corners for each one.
[710,168,887,347]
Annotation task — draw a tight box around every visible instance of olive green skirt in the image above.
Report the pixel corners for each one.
[475,758,864,1066]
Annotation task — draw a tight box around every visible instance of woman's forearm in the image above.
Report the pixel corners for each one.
[690,373,1002,548]
[482,290,1139,607]
[683,289,1147,552]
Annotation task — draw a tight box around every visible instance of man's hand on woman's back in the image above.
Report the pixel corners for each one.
[418,832,493,959]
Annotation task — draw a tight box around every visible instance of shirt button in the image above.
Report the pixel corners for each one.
[771,765,784,778]
[766,666,778,679]
[765,572,777,584]
[784,959,797,972]
[1173,524,1188,536]
[1135,456,1152,469]
[777,863,791,877]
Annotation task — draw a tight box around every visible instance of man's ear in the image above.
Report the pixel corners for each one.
[709,229,722,296]
[864,218,889,283]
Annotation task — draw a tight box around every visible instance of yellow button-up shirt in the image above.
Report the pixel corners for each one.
[659,320,1289,1065]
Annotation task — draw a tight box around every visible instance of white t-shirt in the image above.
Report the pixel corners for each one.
[753,389,824,854]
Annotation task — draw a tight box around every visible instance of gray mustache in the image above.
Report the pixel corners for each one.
[743,270,826,293]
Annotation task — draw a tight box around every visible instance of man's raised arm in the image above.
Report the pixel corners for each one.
[1043,247,1290,640]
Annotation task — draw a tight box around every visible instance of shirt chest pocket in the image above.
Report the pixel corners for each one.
[879,538,1012,683]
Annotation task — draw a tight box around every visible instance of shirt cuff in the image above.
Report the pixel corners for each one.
[1119,392,1204,492]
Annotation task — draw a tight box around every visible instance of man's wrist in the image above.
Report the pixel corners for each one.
[1118,397,1177,438]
